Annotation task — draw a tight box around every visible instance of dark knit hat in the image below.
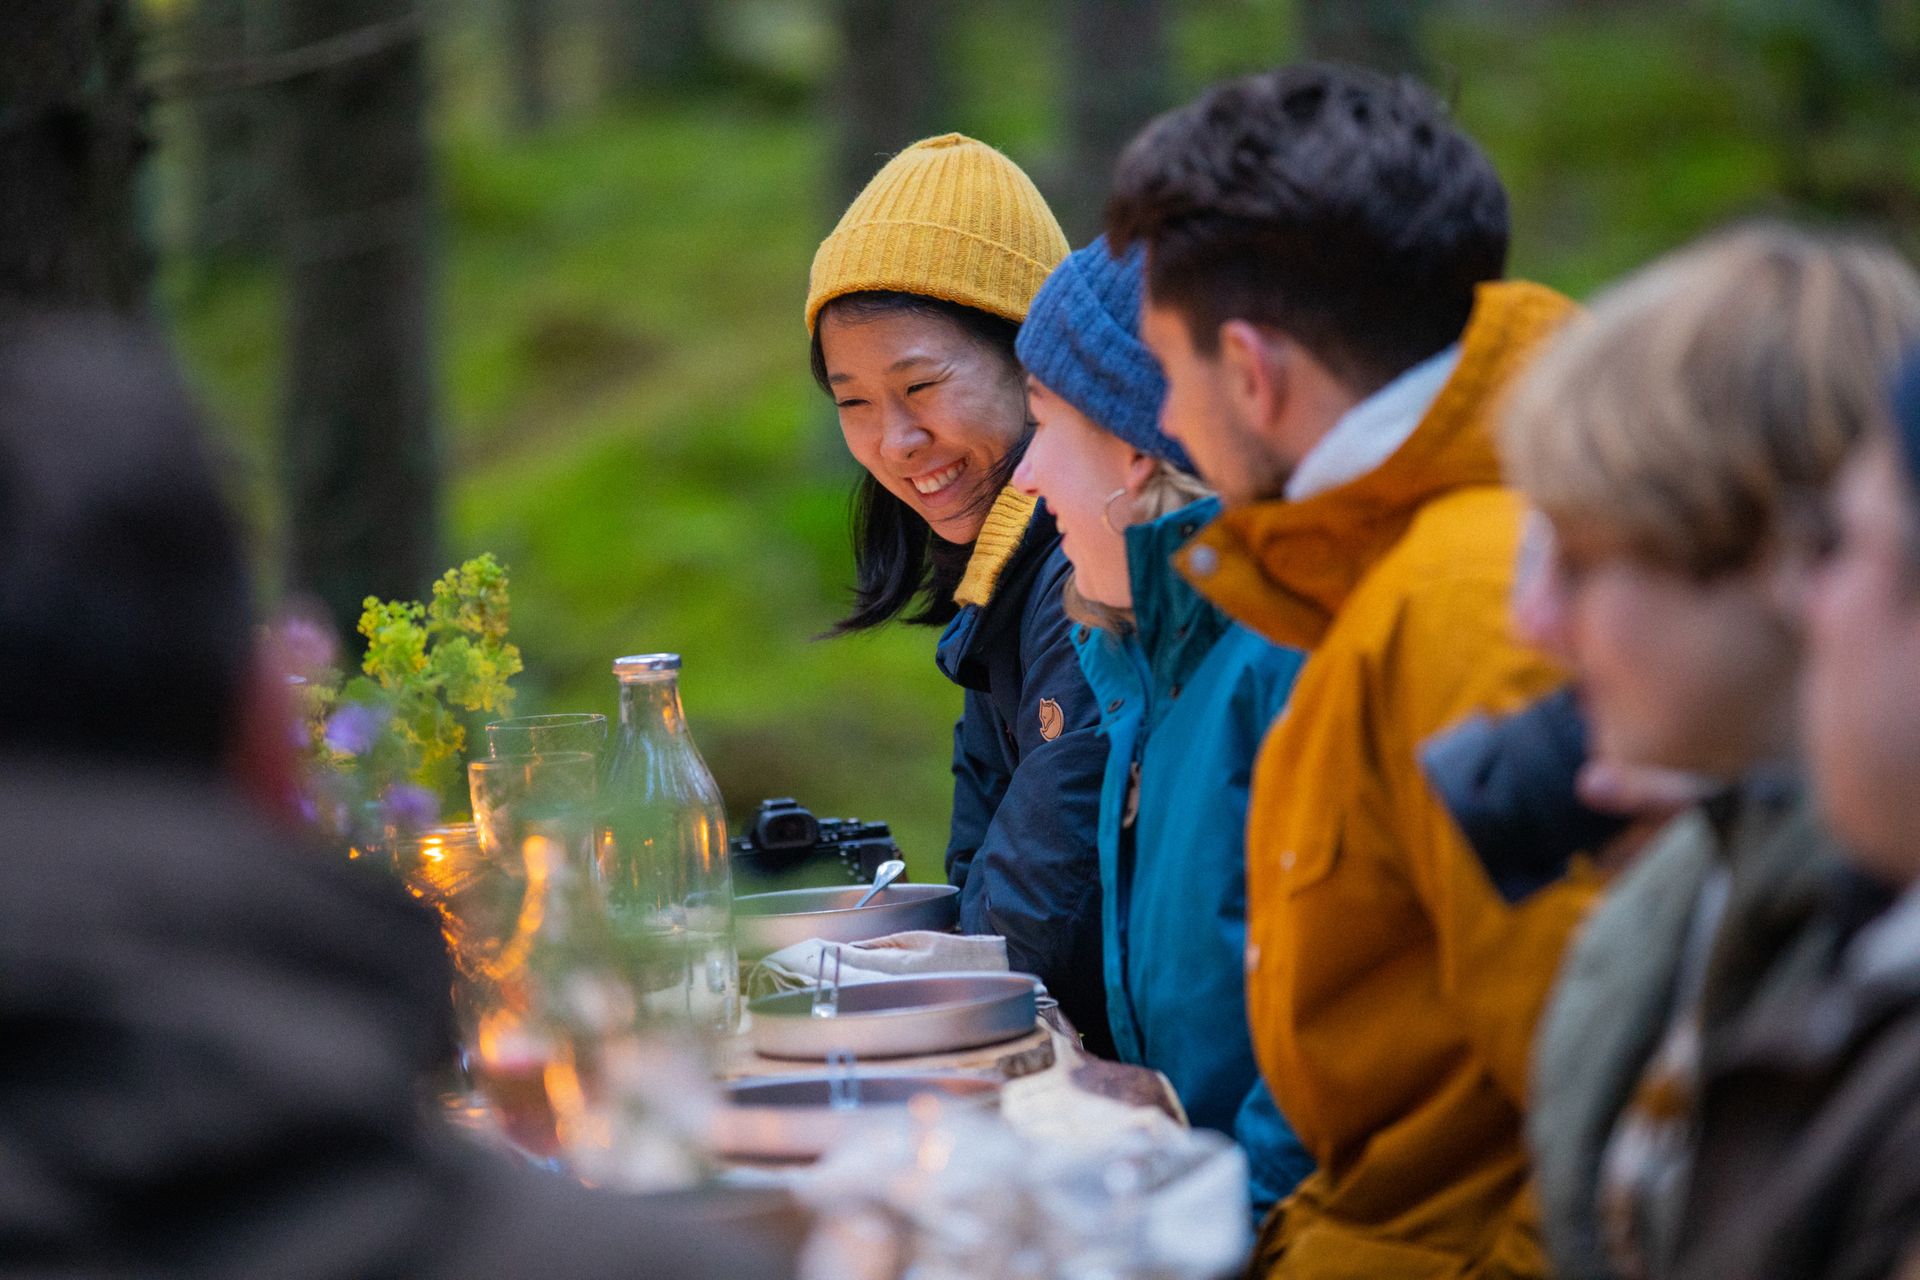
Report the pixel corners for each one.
[1015,236,1191,472]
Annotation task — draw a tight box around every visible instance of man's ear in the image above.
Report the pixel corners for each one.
[1218,319,1284,439]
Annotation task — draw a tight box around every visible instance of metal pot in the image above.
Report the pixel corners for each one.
[747,971,1040,1060]
[734,882,959,957]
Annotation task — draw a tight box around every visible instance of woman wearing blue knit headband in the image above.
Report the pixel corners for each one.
[1011,237,1315,1217]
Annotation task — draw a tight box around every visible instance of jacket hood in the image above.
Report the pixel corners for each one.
[1177,280,1577,650]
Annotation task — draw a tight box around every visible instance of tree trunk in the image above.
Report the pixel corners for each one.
[269,0,442,636]
[1057,0,1169,243]
[189,0,271,256]
[0,0,150,315]
[505,0,550,132]
[600,0,719,100]
[1298,0,1428,76]
[830,0,955,213]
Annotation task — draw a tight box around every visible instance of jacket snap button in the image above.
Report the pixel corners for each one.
[1245,942,1261,973]
[1188,545,1219,575]
[1107,698,1124,713]
[1279,849,1297,871]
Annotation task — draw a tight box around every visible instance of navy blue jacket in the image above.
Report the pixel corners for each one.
[1420,686,1630,904]
[1071,498,1313,1213]
[938,497,1112,1056]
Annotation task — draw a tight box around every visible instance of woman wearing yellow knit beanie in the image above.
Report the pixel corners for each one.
[807,133,1112,1055]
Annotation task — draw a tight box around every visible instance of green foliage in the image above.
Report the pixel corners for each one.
[1172,0,1298,89]
[158,0,1920,882]
[1432,1,1920,293]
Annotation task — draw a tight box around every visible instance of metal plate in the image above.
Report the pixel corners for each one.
[711,1072,1002,1160]
[735,882,959,957]
[748,971,1041,1060]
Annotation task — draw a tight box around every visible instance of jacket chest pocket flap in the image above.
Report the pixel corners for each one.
[1271,806,1343,898]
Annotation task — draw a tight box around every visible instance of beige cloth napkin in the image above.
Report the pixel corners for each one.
[745,931,1008,1000]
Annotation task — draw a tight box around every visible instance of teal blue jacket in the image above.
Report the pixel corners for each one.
[1070,497,1313,1213]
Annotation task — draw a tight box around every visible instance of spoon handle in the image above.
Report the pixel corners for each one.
[853,858,907,908]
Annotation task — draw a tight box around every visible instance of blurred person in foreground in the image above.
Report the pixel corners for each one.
[0,314,792,1278]
[1007,236,1313,1218]
[1105,62,1596,1276]
[1499,225,1920,1280]
[1640,346,1920,1278]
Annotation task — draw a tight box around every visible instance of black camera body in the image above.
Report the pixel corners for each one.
[730,797,906,892]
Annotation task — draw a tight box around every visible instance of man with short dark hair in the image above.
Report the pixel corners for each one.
[1107,64,1597,1276]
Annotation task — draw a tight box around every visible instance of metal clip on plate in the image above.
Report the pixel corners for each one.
[826,1048,860,1110]
[811,943,844,1019]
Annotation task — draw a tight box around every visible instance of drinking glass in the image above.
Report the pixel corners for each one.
[485,712,609,761]
[390,822,519,979]
[463,753,600,1159]
[462,750,708,1185]
[467,752,598,870]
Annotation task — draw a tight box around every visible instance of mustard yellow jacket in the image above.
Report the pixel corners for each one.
[1177,282,1599,1278]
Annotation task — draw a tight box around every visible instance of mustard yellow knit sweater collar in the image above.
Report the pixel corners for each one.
[953,488,1039,609]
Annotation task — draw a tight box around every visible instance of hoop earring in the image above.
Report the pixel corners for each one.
[1101,487,1132,536]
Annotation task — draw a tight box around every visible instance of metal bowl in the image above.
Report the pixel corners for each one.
[748,971,1040,1060]
[711,1072,1002,1160]
[734,882,959,957]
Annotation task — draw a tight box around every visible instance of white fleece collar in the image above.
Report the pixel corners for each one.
[1284,343,1462,502]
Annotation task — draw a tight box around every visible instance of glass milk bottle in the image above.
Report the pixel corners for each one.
[600,653,739,1034]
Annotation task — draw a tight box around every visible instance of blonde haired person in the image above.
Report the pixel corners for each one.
[1058,468,1209,632]
[1011,237,1314,1219]
[1503,223,1920,1280]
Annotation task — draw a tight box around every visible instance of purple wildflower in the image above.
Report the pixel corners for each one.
[324,703,381,756]
[380,783,439,834]
[274,614,339,681]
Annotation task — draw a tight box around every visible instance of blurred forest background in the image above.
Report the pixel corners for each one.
[6,0,1917,876]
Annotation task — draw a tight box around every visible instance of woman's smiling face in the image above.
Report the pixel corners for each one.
[819,306,1030,544]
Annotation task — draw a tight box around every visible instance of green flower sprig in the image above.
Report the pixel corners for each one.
[354,554,525,793]
[293,554,524,846]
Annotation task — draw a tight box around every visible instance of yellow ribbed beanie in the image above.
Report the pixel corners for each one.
[806,133,1070,333]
